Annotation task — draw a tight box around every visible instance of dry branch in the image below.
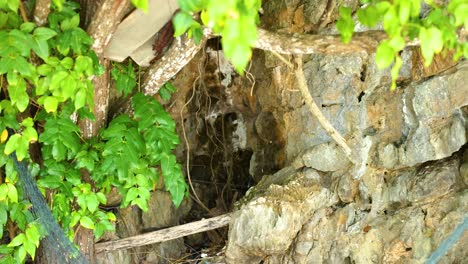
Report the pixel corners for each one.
[293,55,354,161]
[142,32,209,95]
[256,29,387,55]
[142,29,390,96]
[95,213,232,254]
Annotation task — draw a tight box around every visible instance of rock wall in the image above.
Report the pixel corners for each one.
[98,1,467,262]
[225,37,467,264]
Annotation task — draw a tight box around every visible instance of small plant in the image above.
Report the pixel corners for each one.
[0,1,187,262]
[337,0,467,89]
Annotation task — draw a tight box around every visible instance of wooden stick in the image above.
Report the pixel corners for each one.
[95,213,232,254]
[293,55,354,162]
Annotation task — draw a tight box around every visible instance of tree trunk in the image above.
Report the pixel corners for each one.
[71,1,132,262]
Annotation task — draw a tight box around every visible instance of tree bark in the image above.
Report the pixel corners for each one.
[33,0,50,26]
[74,1,132,262]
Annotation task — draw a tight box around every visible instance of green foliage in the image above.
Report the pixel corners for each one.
[173,0,262,73]
[337,0,467,89]
[336,6,354,43]
[159,82,177,101]
[0,1,187,263]
[131,0,149,12]
[110,61,137,96]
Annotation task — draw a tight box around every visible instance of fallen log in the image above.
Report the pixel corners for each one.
[95,213,232,254]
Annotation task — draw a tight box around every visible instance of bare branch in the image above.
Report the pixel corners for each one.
[95,213,232,254]
[256,29,388,55]
[87,0,133,56]
[33,0,50,26]
[142,33,209,95]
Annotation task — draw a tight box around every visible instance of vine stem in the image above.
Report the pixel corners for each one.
[293,55,354,162]
[18,1,29,22]
[180,69,211,214]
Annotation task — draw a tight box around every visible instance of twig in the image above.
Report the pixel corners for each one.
[271,51,294,68]
[95,213,232,254]
[293,55,354,162]
[18,1,29,22]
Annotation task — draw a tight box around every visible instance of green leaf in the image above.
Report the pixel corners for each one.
[74,55,92,75]
[0,185,8,200]
[390,56,403,90]
[410,0,421,17]
[375,41,395,69]
[96,192,106,204]
[49,71,68,91]
[161,155,187,207]
[7,0,19,12]
[37,174,63,189]
[173,12,194,37]
[16,246,27,264]
[111,64,136,97]
[86,194,99,213]
[357,6,379,27]
[107,212,116,221]
[94,223,105,240]
[69,14,80,29]
[453,4,468,26]
[23,127,38,142]
[8,233,25,247]
[427,27,443,53]
[191,24,203,45]
[0,57,15,75]
[74,88,87,110]
[20,22,35,33]
[4,134,20,155]
[419,27,443,66]
[32,38,50,59]
[178,0,204,12]
[70,212,81,227]
[21,117,34,127]
[383,6,399,37]
[0,204,7,224]
[37,64,53,76]
[34,27,57,41]
[61,57,74,70]
[336,6,354,43]
[399,0,411,24]
[39,116,81,160]
[61,75,77,99]
[52,0,64,10]
[388,35,405,51]
[131,0,148,12]
[124,187,139,205]
[80,216,95,229]
[7,183,17,203]
[44,96,58,113]
[25,225,41,248]
[23,240,36,260]
[131,197,148,212]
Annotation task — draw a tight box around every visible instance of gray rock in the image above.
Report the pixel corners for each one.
[300,142,351,171]
[226,169,339,263]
